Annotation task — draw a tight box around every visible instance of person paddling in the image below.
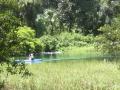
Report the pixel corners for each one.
[29,53,34,61]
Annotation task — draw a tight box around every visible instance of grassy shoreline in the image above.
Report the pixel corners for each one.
[1,60,120,90]
[1,46,120,90]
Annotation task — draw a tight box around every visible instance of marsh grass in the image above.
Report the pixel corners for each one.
[1,60,120,90]
[61,46,102,59]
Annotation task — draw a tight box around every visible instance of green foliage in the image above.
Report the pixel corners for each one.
[0,12,30,89]
[12,0,119,36]
[57,0,99,33]
[57,32,94,48]
[36,9,61,35]
[40,35,58,51]
[40,32,94,51]
[0,0,19,11]
[96,15,120,56]
[17,26,44,54]
[56,32,75,48]
[9,0,119,36]
[17,26,36,53]
[0,12,22,62]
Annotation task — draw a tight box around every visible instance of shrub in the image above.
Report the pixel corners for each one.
[95,15,120,56]
[0,12,22,62]
[40,32,94,51]
[40,35,58,51]
[56,32,75,47]
[17,26,44,54]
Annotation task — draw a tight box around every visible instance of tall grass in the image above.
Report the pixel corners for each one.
[61,46,102,58]
[1,60,120,90]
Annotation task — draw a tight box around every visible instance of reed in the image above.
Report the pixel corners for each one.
[1,60,120,90]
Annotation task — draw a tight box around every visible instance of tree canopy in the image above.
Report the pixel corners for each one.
[0,0,120,61]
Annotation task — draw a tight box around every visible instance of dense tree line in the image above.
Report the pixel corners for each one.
[0,0,120,62]
[16,0,120,35]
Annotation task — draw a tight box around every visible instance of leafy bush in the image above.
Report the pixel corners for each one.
[40,32,94,51]
[40,35,58,51]
[17,26,44,54]
[95,16,120,56]
[0,12,31,89]
[0,12,22,62]
[73,33,94,46]
[56,32,75,47]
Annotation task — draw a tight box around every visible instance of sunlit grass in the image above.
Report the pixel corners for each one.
[61,46,102,58]
[2,60,120,90]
